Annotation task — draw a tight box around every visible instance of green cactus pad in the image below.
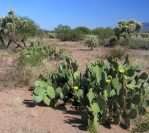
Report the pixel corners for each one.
[97,96,106,109]
[34,87,46,96]
[91,102,100,114]
[132,94,141,105]
[138,107,147,116]
[34,80,48,88]
[118,96,125,108]
[128,108,137,119]
[43,96,51,106]
[126,68,134,77]
[56,87,64,99]
[124,118,130,129]
[74,71,80,80]
[87,89,95,103]
[113,116,120,125]
[134,65,143,72]
[139,72,148,80]
[47,86,55,99]
[112,78,122,95]
[34,95,44,103]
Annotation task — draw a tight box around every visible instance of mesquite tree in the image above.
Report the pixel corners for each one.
[114,19,142,40]
[0,9,27,48]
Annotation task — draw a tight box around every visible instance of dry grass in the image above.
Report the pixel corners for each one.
[129,53,149,74]
[3,57,60,88]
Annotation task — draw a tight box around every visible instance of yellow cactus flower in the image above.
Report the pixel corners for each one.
[106,79,111,84]
[73,86,79,91]
[119,69,125,73]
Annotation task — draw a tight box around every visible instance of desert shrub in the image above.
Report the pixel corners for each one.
[17,41,69,66]
[17,16,40,39]
[107,19,142,47]
[0,9,28,48]
[127,38,149,50]
[33,56,149,132]
[108,47,127,59]
[114,19,142,40]
[144,30,149,33]
[107,37,149,50]
[9,64,34,86]
[74,26,91,35]
[54,24,82,41]
[141,33,149,38]
[92,27,114,41]
[85,35,98,50]
[47,32,56,38]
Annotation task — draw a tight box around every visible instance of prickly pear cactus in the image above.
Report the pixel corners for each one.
[33,56,149,131]
[81,56,149,129]
[33,56,81,106]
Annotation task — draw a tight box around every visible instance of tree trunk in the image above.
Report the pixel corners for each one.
[0,33,6,49]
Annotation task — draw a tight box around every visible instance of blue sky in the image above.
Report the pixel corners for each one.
[0,0,149,30]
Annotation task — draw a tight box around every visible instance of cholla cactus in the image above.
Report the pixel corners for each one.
[114,19,142,40]
[85,35,98,50]
[0,9,28,48]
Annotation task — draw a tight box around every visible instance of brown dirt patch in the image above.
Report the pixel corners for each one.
[0,88,128,133]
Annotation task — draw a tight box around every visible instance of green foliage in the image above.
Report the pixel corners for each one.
[127,38,149,50]
[107,19,142,46]
[17,16,40,39]
[54,24,82,41]
[87,119,98,133]
[0,9,28,36]
[47,32,56,38]
[33,56,80,106]
[17,41,69,66]
[74,26,91,35]
[33,56,149,132]
[85,35,98,50]
[141,33,149,38]
[114,19,142,40]
[92,27,114,40]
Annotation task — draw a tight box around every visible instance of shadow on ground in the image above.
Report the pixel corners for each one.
[23,99,88,131]
[23,99,36,107]
[64,116,87,131]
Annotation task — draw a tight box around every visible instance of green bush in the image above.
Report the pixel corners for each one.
[85,35,98,50]
[33,57,79,105]
[54,24,82,41]
[0,9,28,48]
[33,56,149,132]
[74,26,91,35]
[18,16,40,39]
[141,33,149,38]
[92,27,114,40]
[17,41,69,66]
[127,38,149,50]
[114,19,142,40]
[106,19,142,47]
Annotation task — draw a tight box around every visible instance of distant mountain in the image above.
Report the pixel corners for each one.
[142,22,149,32]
